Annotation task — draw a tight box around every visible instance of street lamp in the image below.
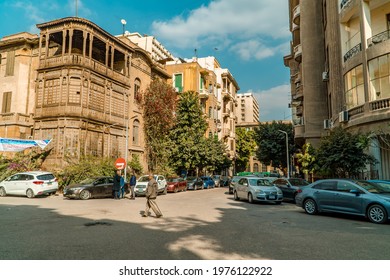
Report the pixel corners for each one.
[278,130,289,179]
[121,19,127,37]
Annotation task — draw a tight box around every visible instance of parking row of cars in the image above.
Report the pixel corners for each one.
[229,174,390,224]
[0,171,230,200]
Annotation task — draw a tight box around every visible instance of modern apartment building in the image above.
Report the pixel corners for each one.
[236,93,260,124]
[123,32,175,63]
[0,17,170,170]
[197,57,240,168]
[285,0,390,179]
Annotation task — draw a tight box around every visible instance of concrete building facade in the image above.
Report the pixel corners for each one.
[236,92,260,124]
[285,0,390,179]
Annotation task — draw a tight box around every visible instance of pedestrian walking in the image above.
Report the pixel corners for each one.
[143,174,163,218]
[113,170,122,199]
[129,171,136,200]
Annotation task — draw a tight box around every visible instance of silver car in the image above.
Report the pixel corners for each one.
[233,176,283,204]
[296,179,390,224]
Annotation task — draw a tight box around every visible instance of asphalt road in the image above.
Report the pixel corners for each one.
[1,187,390,260]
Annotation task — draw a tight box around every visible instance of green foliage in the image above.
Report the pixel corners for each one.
[141,79,177,172]
[235,128,257,172]
[315,127,375,178]
[296,143,317,180]
[0,149,50,181]
[169,91,208,172]
[56,155,115,189]
[254,121,294,168]
[128,154,143,175]
[168,91,228,174]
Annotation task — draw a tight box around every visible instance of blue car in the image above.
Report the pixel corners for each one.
[201,176,215,189]
[296,179,390,224]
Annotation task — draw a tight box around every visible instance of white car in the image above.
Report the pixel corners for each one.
[0,171,58,198]
[234,176,283,204]
[134,175,167,196]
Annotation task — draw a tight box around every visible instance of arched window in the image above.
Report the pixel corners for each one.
[254,163,259,172]
[134,78,141,103]
[132,120,140,145]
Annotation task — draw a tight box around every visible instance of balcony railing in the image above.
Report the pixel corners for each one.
[292,5,300,25]
[367,30,390,47]
[343,43,361,63]
[370,98,390,111]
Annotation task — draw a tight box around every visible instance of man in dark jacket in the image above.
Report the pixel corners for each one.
[129,172,136,200]
[143,174,163,218]
[113,170,122,199]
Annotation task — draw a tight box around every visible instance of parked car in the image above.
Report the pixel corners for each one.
[273,178,310,202]
[0,171,58,198]
[134,175,167,196]
[368,180,390,189]
[186,177,204,190]
[63,176,129,200]
[229,176,242,194]
[166,177,187,193]
[220,176,231,187]
[296,179,390,224]
[212,175,222,187]
[233,177,283,204]
[201,176,215,189]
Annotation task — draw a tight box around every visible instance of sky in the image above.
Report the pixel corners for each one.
[0,0,292,121]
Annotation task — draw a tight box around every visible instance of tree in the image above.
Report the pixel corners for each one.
[127,154,143,175]
[235,128,257,172]
[296,143,316,181]
[169,91,208,174]
[315,127,375,178]
[254,121,294,169]
[141,79,177,173]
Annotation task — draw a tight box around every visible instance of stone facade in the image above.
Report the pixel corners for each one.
[0,17,170,172]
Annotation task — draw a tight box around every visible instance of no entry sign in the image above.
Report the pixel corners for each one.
[114,158,126,170]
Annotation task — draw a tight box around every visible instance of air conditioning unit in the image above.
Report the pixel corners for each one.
[339,110,348,123]
[323,119,332,129]
[322,71,329,82]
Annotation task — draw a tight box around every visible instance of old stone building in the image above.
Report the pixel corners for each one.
[0,17,170,171]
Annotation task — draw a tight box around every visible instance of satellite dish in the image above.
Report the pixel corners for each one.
[121,19,127,25]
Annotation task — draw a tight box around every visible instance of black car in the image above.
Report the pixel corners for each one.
[63,176,129,200]
[273,178,310,202]
[186,177,204,190]
[220,176,231,187]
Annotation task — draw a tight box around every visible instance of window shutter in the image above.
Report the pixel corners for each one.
[5,51,15,76]
[2,92,12,113]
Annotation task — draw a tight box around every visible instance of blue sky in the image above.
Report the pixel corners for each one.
[0,0,291,121]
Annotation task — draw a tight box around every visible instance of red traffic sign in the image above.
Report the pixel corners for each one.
[114,158,126,170]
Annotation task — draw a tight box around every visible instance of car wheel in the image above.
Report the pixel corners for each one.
[275,201,282,205]
[79,190,91,200]
[26,188,35,198]
[303,198,317,215]
[233,191,239,201]
[0,187,6,197]
[248,193,254,204]
[367,204,388,224]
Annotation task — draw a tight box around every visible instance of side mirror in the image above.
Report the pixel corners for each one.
[350,189,360,196]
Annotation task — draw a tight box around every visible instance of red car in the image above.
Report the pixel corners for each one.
[166,177,187,193]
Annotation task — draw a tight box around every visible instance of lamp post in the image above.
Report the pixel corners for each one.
[121,19,127,37]
[278,130,289,179]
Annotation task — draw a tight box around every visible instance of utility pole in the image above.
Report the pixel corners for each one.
[278,130,290,179]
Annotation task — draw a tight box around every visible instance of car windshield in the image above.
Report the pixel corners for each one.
[289,178,309,186]
[37,173,55,180]
[79,178,96,184]
[187,177,196,182]
[168,178,180,182]
[232,177,241,183]
[138,176,150,182]
[356,180,390,193]
[249,178,274,186]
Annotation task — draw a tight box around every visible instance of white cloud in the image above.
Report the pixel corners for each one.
[152,0,289,60]
[252,84,291,121]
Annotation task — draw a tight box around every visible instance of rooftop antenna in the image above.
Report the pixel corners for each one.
[194,48,198,58]
[121,19,127,36]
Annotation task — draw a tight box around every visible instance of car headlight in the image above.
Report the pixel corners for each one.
[256,189,264,194]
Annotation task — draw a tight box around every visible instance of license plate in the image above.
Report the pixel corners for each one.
[47,182,52,185]
[268,195,276,200]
